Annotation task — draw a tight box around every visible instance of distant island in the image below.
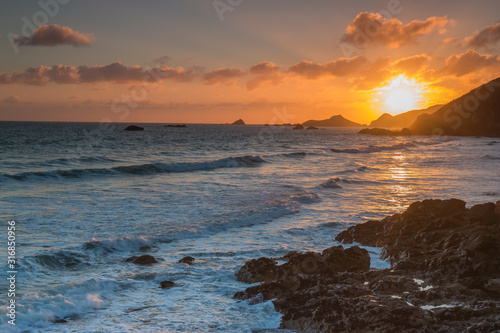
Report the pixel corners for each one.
[361,77,500,137]
[231,119,245,125]
[302,115,364,127]
[369,104,443,128]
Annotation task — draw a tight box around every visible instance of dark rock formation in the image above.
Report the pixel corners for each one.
[293,124,304,130]
[178,256,195,264]
[125,254,158,265]
[360,78,500,137]
[124,125,144,131]
[165,124,187,128]
[306,126,319,130]
[231,119,245,125]
[235,199,500,332]
[369,105,443,128]
[303,115,363,127]
[159,280,175,289]
[358,128,412,136]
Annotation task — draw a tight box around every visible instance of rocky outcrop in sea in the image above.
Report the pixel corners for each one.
[234,199,500,332]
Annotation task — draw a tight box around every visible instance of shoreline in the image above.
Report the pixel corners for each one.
[233,199,500,332]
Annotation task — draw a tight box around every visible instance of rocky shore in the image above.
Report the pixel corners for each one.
[234,199,500,332]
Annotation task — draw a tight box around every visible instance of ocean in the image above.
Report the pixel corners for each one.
[0,122,499,332]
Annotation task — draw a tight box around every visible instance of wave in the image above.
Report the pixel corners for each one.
[483,155,500,160]
[317,178,343,189]
[331,142,415,154]
[0,155,267,182]
[279,152,308,158]
[337,165,375,175]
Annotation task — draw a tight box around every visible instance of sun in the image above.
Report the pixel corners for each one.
[380,75,424,115]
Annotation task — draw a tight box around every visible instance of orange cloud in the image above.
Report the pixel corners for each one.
[13,24,93,47]
[442,49,500,77]
[203,68,245,85]
[2,96,22,104]
[341,12,452,48]
[288,56,367,79]
[461,22,500,49]
[246,61,282,90]
[393,54,431,76]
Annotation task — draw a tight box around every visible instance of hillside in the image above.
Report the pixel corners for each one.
[302,115,363,127]
[369,104,443,128]
[360,77,500,137]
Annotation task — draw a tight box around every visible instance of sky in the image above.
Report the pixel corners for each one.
[1,0,500,124]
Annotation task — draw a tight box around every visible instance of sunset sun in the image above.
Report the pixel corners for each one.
[381,75,424,114]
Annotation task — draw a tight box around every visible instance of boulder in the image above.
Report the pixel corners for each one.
[178,256,195,264]
[159,280,175,289]
[124,125,144,131]
[293,124,304,130]
[125,254,157,265]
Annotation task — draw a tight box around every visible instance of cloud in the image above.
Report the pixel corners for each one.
[246,61,283,90]
[341,12,453,48]
[353,57,392,90]
[442,49,500,77]
[461,22,500,49]
[287,56,368,79]
[393,54,431,76]
[2,96,22,104]
[13,24,93,47]
[203,68,245,85]
[0,62,199,85]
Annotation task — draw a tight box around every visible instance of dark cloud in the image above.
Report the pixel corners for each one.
[203,68,245,85]
[442,49,500,77]
[288,56,367,79]
[461,23,500,49]
[13,24,92,47]
[341,12,452,48]
[0,62,198,85]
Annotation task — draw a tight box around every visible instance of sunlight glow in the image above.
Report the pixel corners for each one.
[380,75,425,115]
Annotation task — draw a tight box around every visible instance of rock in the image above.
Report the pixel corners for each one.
[178,256,195,264]
[159,280,175,289]
[125,254,157,265]
[484,278,500,293]
[124,125,144,131]
[231,119,245,125]
[306,126,319,130]
[292,124,304,130]
[303,115,363,127]
[165,124,187,128]
[235,199,500,332]
[235,246,369,285]
[53,318,68,323]
[235,257,278,283]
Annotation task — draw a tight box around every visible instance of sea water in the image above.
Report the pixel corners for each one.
[0,122,499,332]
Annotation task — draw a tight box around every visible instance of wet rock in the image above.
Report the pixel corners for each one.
[125,254,157,265]
[292,124,304,130]
[235,245,369,284]
[306,126,319,130]
[178,256,195,264]
[236,199,500,332]
[124,125,144,131]
[159,280,175,289]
